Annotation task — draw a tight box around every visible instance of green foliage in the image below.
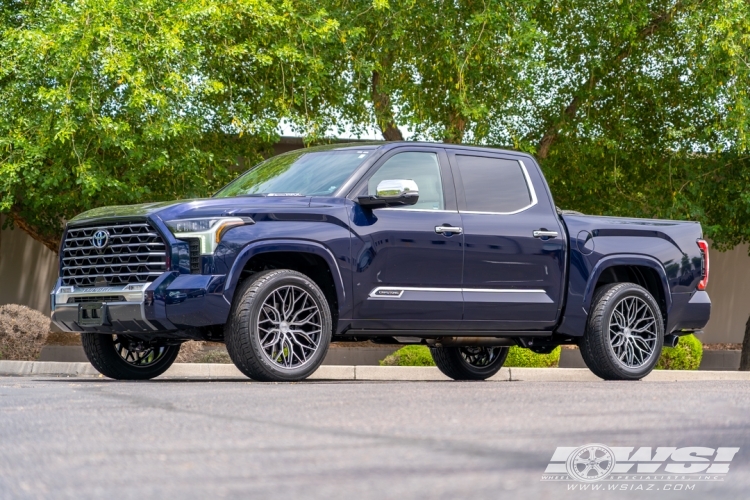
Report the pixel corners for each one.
[504,346,561,368]
[656,334,703,370]
[379,345,561,368]
[2,0,750,254]
[379,345,435,366]
[0,0,344,247]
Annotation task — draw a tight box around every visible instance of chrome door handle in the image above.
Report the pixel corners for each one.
[533,230,558,239]
[435,226,462,235]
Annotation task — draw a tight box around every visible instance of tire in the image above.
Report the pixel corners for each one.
[430,346,509,380]
[81,333,180,380]
[580,282,664,380]
[225,269,333,382]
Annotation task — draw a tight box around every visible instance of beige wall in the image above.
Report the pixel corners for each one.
[702,243,750,344]
[0,215,59,316]
[0,214,748,342]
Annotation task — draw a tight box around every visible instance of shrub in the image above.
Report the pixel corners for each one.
[175,340,206,363]
[0,305,51,361]
[379,344,562,368]
[380,345,436,366]
[504,346,561,368]
[656,334,702,370]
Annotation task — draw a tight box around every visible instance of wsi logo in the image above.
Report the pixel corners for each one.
[542,444,740,482]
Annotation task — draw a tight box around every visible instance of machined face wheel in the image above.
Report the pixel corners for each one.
[256,284,322,370]
[113,335,169,368]
[459,347,504,367]
[608,296,658,369]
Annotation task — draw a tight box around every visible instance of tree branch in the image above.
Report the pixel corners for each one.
[537,2,688,159]
[8,209,61,254]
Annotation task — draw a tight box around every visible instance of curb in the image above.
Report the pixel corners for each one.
[2,361,750,381]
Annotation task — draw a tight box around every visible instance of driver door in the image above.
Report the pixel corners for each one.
[347,147,464,330]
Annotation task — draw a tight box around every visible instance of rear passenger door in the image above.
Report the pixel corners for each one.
[448,150,566,331]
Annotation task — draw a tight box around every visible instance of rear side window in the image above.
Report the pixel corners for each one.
[455,155,532,213]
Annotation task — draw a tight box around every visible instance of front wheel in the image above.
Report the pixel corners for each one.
[225,269,333,382]
[81,333,180,380]
[430,346,509,380]
[580,282,664,380]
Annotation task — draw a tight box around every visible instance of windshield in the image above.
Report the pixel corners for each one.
[214,149,374,198]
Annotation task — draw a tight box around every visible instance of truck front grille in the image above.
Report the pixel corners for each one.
[61,220,168,287]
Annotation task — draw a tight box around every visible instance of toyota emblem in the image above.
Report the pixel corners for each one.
[92,229,110,251]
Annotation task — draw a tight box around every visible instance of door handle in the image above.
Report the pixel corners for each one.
[435,226,462,235]
[533,230,558,239]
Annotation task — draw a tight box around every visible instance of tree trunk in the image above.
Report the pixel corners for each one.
[740,315,750,370]
[443,110,467,144]
[8,210,61,254]
[371,70,404,141]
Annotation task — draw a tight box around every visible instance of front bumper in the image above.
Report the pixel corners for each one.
[50,272,231,334]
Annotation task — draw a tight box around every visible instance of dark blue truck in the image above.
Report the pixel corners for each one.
[50,142,711,381]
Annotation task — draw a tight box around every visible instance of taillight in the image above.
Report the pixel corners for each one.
[697,239,709,290]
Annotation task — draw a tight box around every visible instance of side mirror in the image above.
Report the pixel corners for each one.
[357,179,420,209]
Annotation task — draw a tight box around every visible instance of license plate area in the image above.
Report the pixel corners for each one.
[78,302,106,326]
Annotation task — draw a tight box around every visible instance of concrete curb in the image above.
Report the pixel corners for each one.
[2,361,750,381]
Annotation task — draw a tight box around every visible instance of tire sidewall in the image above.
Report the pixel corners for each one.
[82,333,180,380]
[595,285,664,379]
[243,272,332,381]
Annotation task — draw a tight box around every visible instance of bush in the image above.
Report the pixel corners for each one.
[379,344,561,367]
[175,340,206,363]
[0,305,51,361]
[176,341,233,363]
[656,334,702,370]
[504,346,561,368]
[380,345,436,366]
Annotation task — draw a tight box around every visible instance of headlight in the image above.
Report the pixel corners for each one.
[165,217,252,254]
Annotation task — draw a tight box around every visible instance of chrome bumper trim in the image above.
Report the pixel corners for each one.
[53,284,148,306]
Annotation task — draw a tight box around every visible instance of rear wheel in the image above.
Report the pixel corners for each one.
[580,282,664,380]
[225,269,333,382]
[430,346,509,380]
[81,333,179,380]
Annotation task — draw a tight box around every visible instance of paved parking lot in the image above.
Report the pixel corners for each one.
[1,378,749,499]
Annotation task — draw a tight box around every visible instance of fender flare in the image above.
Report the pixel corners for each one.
[583,254,672,314]
[223,239,347,308]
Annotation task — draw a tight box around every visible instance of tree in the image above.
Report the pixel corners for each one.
[0,0,343,251]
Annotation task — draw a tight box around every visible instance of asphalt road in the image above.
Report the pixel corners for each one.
[1,378,749,500]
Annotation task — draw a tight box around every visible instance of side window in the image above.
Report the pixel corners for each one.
[367,152,444,210]
[455,155,532,213]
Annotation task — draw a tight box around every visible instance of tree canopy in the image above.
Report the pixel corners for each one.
[1,0,749,252]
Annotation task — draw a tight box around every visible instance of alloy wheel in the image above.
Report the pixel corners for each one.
[459,346,503,367]
[608,296,659,368]
[256,285,322,369]
[113,335,168,367]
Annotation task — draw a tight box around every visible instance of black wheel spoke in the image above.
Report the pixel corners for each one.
[112,335,167,368]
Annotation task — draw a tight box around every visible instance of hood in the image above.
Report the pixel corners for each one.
[68,196,316,224]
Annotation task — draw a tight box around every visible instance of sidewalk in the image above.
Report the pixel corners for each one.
[2,360,750,381]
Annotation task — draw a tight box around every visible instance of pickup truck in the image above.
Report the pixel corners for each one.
[50,142,711,382]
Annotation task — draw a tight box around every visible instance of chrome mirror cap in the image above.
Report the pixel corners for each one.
[357,179,420,209]
[375,179,419,199]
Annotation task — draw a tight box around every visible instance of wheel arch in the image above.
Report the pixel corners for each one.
[224,240,346,330]
[584,255,671,321]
